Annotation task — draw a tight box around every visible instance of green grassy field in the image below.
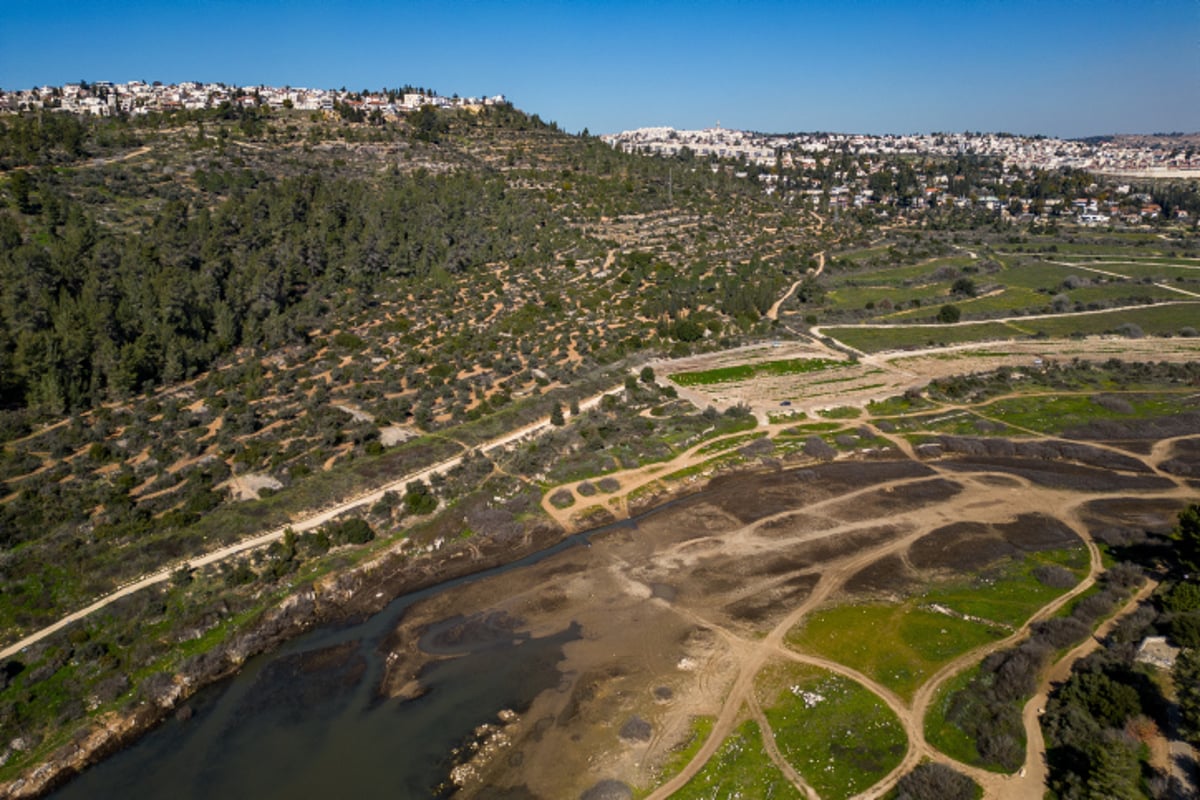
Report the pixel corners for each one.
[642,715,714,796]
[816,406,862,419]
[1008,302,1200,337]
[777,421,847,434]
[1064,283,1183,306]
[887,410,1016,438]
[788,547,1085,700]
[757,663,907,800]
[997,260,1096,290]
[1077,261,1200,282]
[824,322,1024,353]
[921,548,1088,628]
[670,357,843,386]
[788,604,1003,700]
[823,301,1200,353]
[670,719,804,800]
[981,391,1194,435]
[865,394,937,416]
[827,283,951,311]
[881,287,1046,321]
[993,241,1177,256]
[831,256,976,284]
[694,431,769,456]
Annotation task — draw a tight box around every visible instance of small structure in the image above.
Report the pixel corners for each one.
[1134,636,1180,670]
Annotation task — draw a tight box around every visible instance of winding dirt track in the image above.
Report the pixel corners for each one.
[642,427,1191,799]
[595,343,1195,799]
[766,250,826,322]
[0,387,625,661]
[5,237,1195,794]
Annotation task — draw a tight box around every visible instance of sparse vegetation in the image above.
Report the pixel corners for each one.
[671,719,803,800]
[670,357,842,386]
[0,93,1196,800]
[757,663,907,799]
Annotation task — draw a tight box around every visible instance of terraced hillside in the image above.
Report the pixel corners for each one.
[0,103,1197,798]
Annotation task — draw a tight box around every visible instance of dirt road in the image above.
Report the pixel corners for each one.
[766,251,826,321]
[0,386,623,661]
[546,377,1198,799]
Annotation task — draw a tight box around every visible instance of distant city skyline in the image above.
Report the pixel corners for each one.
[1,0,1197,138]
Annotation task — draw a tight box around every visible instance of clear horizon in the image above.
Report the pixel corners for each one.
[1,0,1197,139]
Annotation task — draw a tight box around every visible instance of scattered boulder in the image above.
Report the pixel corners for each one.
[618,715,652,742]
[580,780,634,800]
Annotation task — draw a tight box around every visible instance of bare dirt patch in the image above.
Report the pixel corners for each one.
[901,511,1082,577]
[222,472,283,501]
[938,456,1176,492]
[1063,410,1200,442]
[931,436,1153,473]
[379,425,417,447]
[1161,436,1200,477]
[699,461,936,524]
[1078,497,1187,537]
[908,522,1019,572]
[821,478,963,522]
[753,512,835,539]
[722,573,821,628]
[845,553,922,598]
[994,513,1084,551]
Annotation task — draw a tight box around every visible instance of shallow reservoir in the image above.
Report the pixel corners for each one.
[49,523,620,800]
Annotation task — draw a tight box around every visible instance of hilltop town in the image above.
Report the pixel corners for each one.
[605,124,1199,225]
[0,80,505,118]
[603,124,1200,178]
[2,81,1196,229]
[5,81,1197,181]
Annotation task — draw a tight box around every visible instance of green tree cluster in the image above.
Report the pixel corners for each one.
[0,163,561,413]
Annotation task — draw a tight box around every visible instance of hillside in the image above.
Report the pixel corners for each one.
[0,100,1197,798]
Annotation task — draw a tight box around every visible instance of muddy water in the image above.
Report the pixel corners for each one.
[49,462,950,798]
[49,519,642,800]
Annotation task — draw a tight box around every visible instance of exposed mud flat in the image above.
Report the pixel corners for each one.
[43,440,1195,800]
[1161,436,1200,478]
[368,451,1172,799]
[938,456,1177,492]
[1063,409,1200,442]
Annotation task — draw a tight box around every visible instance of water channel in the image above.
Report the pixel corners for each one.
[50,515,650,800]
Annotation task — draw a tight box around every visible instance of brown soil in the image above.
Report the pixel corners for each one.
[1079,496,1186,533]
[844,553,922,598]
[821,478,963,522]
[1160,436,1200,477]
[909,522,1017,572]
[937,456,1177,492]
[358,426,1193,800]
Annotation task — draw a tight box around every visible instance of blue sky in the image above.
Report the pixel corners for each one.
[1,0,1196,137]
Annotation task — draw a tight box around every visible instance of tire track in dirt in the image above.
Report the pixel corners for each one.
[646,502,959,799]
[748,692,821,800]
[643,430,1193,798]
